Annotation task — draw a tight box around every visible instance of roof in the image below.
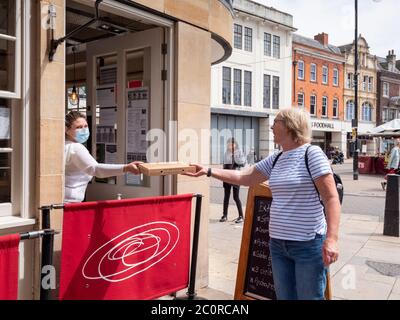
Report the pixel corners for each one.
[292,34,342,55]
[368,118,400,134]
[377,56,400,73]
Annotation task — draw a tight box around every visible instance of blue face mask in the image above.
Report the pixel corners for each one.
[75,128,90,144]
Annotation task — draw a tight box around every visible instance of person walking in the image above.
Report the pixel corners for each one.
[65,111,141,203]
[185,108,340,300]
[220,138,245,223]
[381,139,400,190]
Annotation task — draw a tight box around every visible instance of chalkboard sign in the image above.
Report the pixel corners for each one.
[243,196,276,300]
[234,183,332,300]
[234,183,276,300]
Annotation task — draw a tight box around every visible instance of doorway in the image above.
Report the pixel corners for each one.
[65,0,174,200]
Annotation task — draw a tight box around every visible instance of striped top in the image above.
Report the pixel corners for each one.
[255,144,332,241]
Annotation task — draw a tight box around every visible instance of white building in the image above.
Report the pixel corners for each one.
[210,0,296,162]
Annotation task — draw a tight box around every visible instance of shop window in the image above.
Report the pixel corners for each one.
[0,0,22,216]
[0,99,11,210]
[0,0,21,98]
[66,85,87,114]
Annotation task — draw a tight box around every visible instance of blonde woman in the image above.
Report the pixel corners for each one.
[186,108,340,300]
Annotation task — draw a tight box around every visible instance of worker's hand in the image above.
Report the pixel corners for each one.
[124,162,142,175]
[322,237,339,266]
[182,163,207,177]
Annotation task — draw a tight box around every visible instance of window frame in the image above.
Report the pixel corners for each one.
[297,92,304,108]
[322,96,328,117]
[346,100,355,120]
[347,73,353,89]
[264,32,271,56]
[222,66,231,104]
[383,82,389,97]
[233,69,242,106]
[333,98,339,118]
[333,68,339,86]
[243,70,252,106]
[310,95,316,116]
[272,76,279,109]
[310,63,317,82]
[272,35,280,59]
[0,0,22,99]
[0,0,24,217]
[322,66,328,85]
[244,27,252,52]
[368,77,373,92]
[361,102,372,122]
[263,74,271,109]
[233,23,242,50]
[297,60,304,80]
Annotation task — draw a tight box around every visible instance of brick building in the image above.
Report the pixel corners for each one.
[377,50,400,125]
[292,33,346,156]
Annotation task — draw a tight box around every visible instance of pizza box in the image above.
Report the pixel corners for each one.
[138,162,197,176]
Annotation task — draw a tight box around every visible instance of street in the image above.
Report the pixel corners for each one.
[210,159,387,219]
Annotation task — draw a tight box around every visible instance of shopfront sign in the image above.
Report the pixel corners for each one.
[311,121,337,132]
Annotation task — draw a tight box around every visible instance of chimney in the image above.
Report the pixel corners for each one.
[387,50,396,72]
[314,32,329,46]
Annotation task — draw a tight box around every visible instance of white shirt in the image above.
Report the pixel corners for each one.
[255,144,332,241]
[64,141,125,203]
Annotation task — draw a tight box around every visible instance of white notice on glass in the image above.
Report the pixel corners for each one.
[126,87,149,154]
[0,107,10,139]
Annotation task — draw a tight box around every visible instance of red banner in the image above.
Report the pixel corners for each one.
[0,234,20,300]
[59,194,193,300]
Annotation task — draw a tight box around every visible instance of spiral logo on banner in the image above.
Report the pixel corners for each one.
[82,221,180,282]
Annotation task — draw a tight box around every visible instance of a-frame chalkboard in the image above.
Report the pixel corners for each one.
[234,183,332,300]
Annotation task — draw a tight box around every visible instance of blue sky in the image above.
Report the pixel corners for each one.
[253,0,400,58]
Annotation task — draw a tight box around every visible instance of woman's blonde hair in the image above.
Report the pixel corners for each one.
[276,108,312,144]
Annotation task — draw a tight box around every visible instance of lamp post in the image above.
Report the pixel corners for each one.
[352,0,359,180]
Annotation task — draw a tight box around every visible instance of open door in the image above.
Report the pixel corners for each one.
[84,27,166,200]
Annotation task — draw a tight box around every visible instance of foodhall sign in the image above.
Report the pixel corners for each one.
[311,121,337,131]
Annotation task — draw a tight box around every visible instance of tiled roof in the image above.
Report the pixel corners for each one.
[293,34,341,55]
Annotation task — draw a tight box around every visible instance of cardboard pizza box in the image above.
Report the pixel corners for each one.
[138,162,197,176]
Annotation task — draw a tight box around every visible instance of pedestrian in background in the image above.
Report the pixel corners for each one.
[381,139,400,190]
[185,108,340,300]
[220,138,245,223]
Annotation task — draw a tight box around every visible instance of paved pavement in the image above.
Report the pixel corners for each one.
[197,159,400,300]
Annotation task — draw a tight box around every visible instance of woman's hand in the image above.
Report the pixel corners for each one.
[182,163,208,177]
[124,161,143,175]
[322,237,339,266]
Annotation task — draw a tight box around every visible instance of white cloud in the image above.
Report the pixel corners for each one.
[253,0,400,58]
